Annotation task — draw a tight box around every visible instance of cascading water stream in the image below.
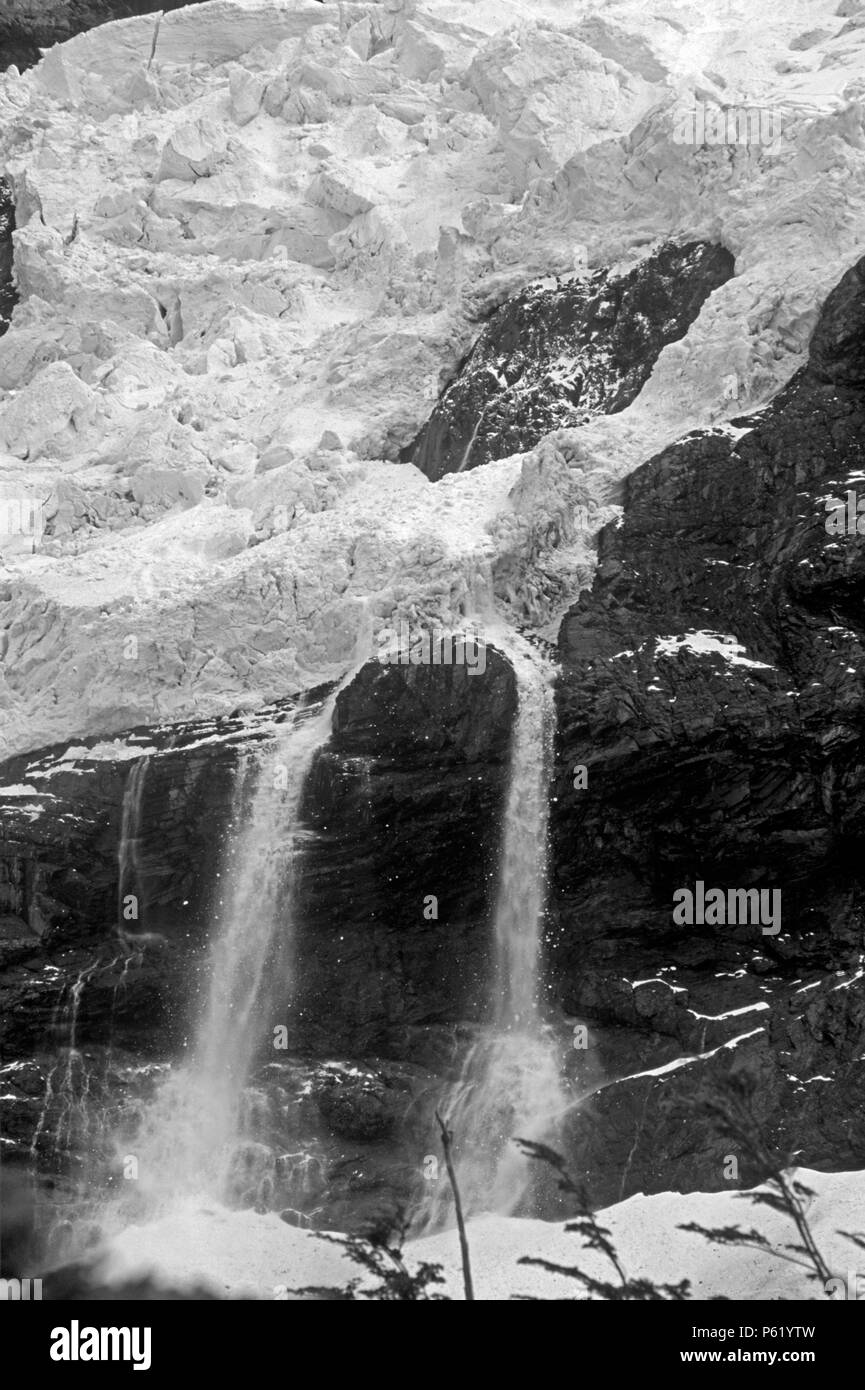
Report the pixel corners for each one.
[103,693,341,1222]
[416,642,566,1232]
[492,652,554,1031]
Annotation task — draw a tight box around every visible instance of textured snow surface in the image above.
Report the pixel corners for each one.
[95,1167,865,1300]
[1,0,865,753]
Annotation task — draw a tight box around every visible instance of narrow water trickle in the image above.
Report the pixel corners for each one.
[455,405,488,474]
[31,962,100,1170]
[416,645,566,1232]
[117,756,150,930]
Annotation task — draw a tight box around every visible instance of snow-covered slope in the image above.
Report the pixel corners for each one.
[1,0,865,756]
[94,1167,865,1300]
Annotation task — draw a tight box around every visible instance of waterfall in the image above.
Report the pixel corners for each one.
[108,695,338,1217]
[117,756,150,930]
[492,652,555,1030]
[416,644,566,1231]
[194,702,332,1144]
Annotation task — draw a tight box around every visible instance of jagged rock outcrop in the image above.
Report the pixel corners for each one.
[551,252,865,1203]
[402,241,735,480]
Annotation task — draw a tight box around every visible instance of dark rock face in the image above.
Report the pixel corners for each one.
[0,1,194,71]
[0,35,41,69]
[402,241,735,481]
[0,179,16,337]
[0,711,267,1059]
[551,252,865,1204]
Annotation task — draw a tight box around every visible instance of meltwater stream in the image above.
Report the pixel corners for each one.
[416,645,566,1231]
[106,697,337,1219]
